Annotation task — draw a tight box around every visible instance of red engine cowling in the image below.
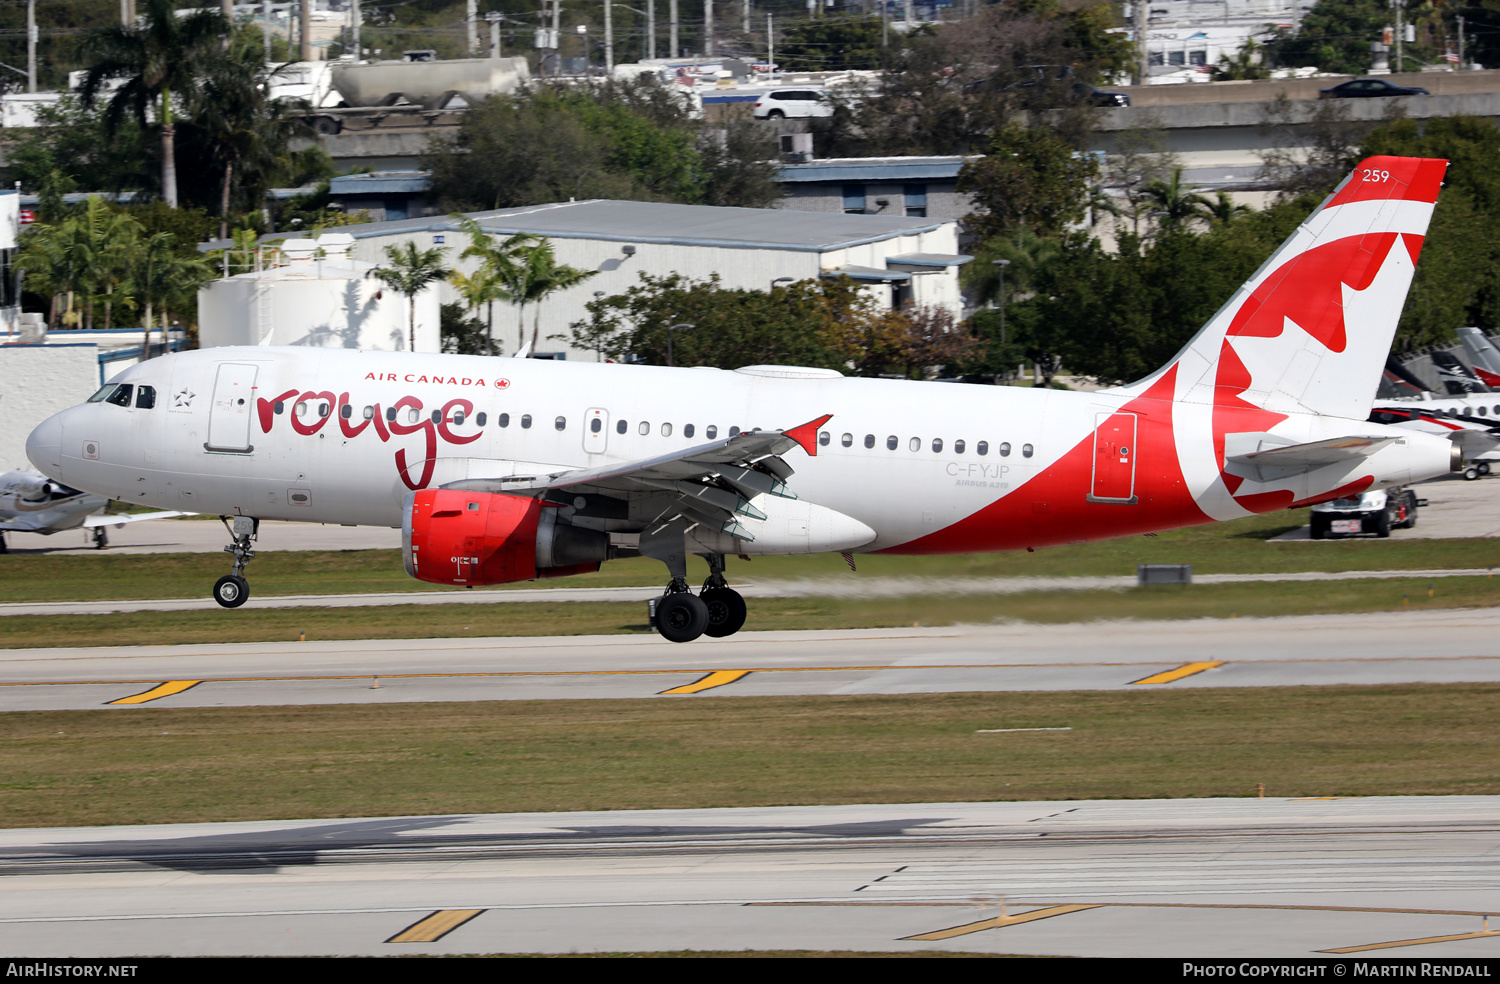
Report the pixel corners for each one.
[403,489,607,586]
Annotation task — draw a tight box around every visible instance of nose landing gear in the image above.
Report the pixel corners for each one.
[213,516,258,609]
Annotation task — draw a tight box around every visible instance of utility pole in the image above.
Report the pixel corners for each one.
[1393,0,1403,73]
[1459,14,1466,70]
[743,0,749,35]
[467,0,478,55]
[604,0,613,72]
[26,0,35,93]
[646,0,655,60]
[300,0,313,62]
[487,12,501,58]
[705,0,713,56]
[1134,0,1148,86]
[767,12,773,75]
[262,0,272,59]
[670,0,678,58]
[351,0,361,59]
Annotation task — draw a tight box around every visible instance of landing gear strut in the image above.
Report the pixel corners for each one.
[92,527,108,550]
[652,553,747,643]
[213,516,258,609]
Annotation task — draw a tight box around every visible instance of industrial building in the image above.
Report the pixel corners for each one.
[243,198,970,359]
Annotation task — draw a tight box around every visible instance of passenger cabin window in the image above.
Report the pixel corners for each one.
[406,408,419,424]
[841,433,853,447]
[521,414,532,429]
[931,438,943,453]
[295,401,309,418]
[453,410,465,425]
[909,437,920,452]
[954,440,965,454]
[431,410,442,424]
[555,416,566,431]
[818,431,830,446]
[661,422,672,437]
[275,401,286,414]
[999,442,1011,457]
[706,425,718,439]
[363,406,374,421]
[886,435,898,450]
[340,404,353,419]
[638,421,650,435]
[499,413,510,428]
[977,441,988,456]
[617,419,628,434]
[134,385,155,410]
[105,384,134,407]
[729,426,741,436]
[386,407,397,422]
[684,424,695,438]
[1022,443,1034,458]
[318,402,330,418]
[475,412,486,426]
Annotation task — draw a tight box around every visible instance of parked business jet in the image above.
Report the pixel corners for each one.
[1458,327,1500,389]
[0,469,191,552]
[25,156,1461,641]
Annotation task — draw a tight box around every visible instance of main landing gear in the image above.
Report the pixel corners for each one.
[92,527,108,550]
[213,516,258,609]
[653,553,748,643]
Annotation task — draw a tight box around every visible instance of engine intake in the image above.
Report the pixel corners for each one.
[402,489,607,586]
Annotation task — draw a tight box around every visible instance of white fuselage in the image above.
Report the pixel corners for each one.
[25,347,1455,557]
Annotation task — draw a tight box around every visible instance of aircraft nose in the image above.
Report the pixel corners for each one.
[25,413,63,474]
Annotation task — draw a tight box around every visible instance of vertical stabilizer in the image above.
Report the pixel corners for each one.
[1456,327,1500,388]
[1431,349,1491,394]
[1112,156,1447,421]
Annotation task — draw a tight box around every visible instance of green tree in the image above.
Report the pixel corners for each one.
[507,239,596,355]
[1141,168,1211,232]
[451,213,537,356]
[373,242,452,353]
[77,0,229,208]
[777,16,887,72]
[959,122,1100,240]
[128,229,216,358]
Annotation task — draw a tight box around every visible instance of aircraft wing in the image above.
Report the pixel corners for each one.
[1226,435,1397,469]
[80,510,196,528]
[442,414,831,540]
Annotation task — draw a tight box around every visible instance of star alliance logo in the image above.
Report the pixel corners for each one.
[173,390,195,409]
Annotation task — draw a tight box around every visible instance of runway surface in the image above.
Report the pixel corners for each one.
[3,608,1500,711]
[2,796,1497,956]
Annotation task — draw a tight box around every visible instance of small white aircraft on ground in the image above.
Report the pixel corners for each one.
[0,469,192,552]
[25,155,1464,641]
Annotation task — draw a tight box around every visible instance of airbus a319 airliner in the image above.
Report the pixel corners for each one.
[26,156,1460,641]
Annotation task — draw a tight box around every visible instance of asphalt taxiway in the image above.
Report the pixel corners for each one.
[2,608,1499,711]
[1,796,1497,956]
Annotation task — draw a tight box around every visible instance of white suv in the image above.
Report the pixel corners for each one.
[753,89,834,120]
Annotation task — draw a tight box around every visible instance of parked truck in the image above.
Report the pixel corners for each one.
[304,53,531,134]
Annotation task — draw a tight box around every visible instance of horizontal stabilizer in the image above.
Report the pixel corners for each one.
[1226,435,1395,469]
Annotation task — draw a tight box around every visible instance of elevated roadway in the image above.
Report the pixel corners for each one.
[1,796,1497,956]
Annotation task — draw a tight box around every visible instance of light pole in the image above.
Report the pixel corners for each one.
[991,259,1010,347]
[667,322,693,366]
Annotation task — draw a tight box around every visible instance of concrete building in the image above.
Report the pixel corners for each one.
[1135,0,1310,83]
[0,343,100,471]
[198,235,438,352]
[249,199,970,361]
[773,156,974,222]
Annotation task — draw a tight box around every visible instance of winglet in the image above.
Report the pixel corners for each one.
[782,414,832,456]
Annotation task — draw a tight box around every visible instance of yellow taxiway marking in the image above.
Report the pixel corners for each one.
[385,908,485,944]
[1321,930,1500,953]
[1129,661,1224,685]
[901,904,1101,941]
[659,670,752,695]
[106,680,202,705]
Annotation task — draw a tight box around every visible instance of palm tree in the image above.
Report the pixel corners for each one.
[962,227,1064,308]
[448,267,509,356]
[1142,168,1211,233]
[194,37,313,239]
[78,0,228,208]
[452,214,536,356]
[373,242,451,352]
[506,239,597,355]
[1199,190,1252,227]
[129,231,215,358]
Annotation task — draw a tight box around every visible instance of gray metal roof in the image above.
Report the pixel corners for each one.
[253,199,947,253]
[777,156,976,184]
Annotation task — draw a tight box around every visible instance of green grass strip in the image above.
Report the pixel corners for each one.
[5,684,1500,828]
[1,577,1496,649]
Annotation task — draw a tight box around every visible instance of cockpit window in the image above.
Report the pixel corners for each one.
[87,385,117,403]
[135,385,156,410]
[105,384,134,407]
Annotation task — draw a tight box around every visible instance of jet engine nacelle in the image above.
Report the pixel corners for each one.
[402,489,607,586]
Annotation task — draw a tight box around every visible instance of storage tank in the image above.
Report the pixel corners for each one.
[330,56,531,110]
[197,234,440,353]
